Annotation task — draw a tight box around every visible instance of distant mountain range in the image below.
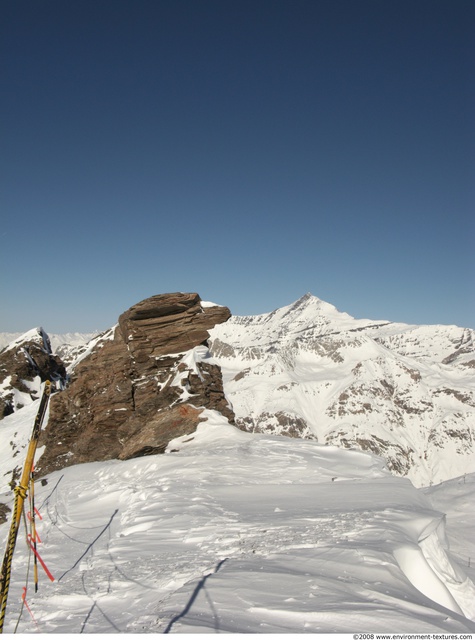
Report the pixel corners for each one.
[208,293,475,487]
[1,293,474,487]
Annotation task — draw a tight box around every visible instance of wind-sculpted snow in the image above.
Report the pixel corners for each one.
[0,410,474,633]
[423,473,475,585]
[209,294,475,487]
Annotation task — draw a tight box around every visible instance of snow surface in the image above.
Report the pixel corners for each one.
[423,474,475,584]
[0,333,22,351]
[1,399,474,633]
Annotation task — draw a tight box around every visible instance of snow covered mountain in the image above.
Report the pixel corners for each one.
[0,331,98,367]
[2,293,473,488]
[209,293,475,488]
[0,328,67,418]
[0,333,22,351]
[1,293,475,632]
[0,329,98,419]
[0,405,474,633]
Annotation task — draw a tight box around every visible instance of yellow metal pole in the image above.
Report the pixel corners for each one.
[0,381,51,634]
[29,468,39,592]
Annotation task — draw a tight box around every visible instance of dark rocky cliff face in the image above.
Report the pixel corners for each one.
[36,293,234,476]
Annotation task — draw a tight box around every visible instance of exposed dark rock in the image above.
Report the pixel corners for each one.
[119,404,204,459]
[236,411,315,440]
[35,293,233,476]
[326,430,415,476]
[0,502,11,525]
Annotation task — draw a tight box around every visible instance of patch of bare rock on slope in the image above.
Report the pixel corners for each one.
[35,293,234,476]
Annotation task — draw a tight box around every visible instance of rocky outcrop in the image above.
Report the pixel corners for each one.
[35,293,233,476]
[118,293,230,362]
[0,328,66,418]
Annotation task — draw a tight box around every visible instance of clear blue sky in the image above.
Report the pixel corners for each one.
[1,0,474,333]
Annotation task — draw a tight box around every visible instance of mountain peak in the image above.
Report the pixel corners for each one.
[295,292,314,304]
[0,326,66,418]
[290,292,346,315]
[1,326,51,354]
[273,293,356,330]
[208,294,475,487]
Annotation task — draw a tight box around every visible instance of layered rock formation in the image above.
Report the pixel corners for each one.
[35,293,233,476]
[0,328,66,418]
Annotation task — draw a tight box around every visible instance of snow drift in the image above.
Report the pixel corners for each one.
[1,406,474,633]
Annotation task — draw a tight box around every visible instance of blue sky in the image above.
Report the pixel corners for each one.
[1,0,473,333]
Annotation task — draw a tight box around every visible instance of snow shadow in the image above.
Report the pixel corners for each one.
[57,508,119,582]
[163,558,228,633]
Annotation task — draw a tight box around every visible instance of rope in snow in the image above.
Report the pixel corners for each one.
[163,558,228,634]
[57,509,119,582]
[0,381,51,634]
[12,506,36,633]
[11,474,55,633]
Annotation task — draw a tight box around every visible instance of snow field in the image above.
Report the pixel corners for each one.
[424,473,475,583]
[0,401,50,494]
[1,414,474,633]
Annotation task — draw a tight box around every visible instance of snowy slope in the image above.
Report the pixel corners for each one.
[0,331,98,366]
[209,294,475,487]
[1,399,474,633]
[0,333,22,351]
[423,473,475,584]
[0,328,52,353]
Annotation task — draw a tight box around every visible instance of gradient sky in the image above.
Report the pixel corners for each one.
[1,0,474,333]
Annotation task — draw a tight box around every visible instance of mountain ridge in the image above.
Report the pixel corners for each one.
[1,293,474,487]
[208,293,475,487]
[1,293,475,632]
